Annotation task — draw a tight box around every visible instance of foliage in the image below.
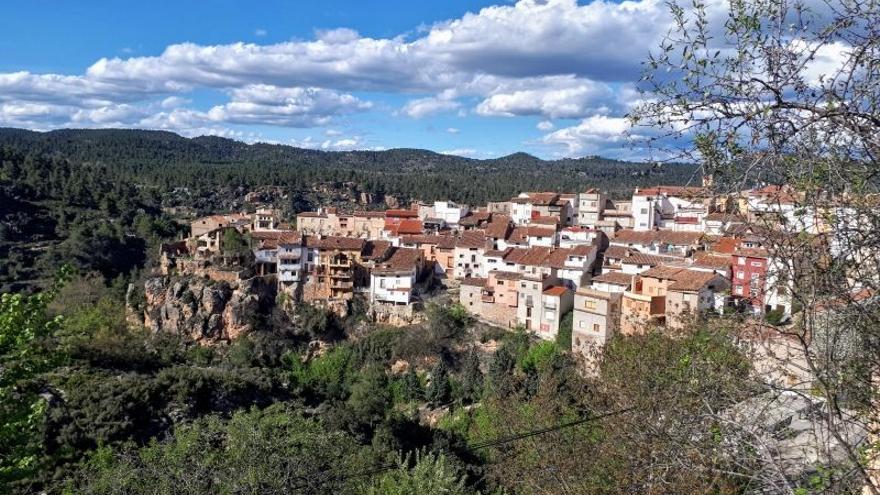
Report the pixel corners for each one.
[290,345,356,401]
[555,311,573,351]
[297,303,344,341]
[400,368,424,403]
[346,367,391,427]
[71,405,373,495]
[459,348,483,404]
[0,265,70,485]
[220,228,249,256]
[426,360,452,406]
[366,450,472,495]
[488,346,517,399]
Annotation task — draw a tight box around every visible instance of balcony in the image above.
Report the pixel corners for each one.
[331,281,353,289]
[481,294,495,303]
[330,271,351,279]
[329,261,351,268]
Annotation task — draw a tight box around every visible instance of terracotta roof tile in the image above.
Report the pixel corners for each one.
[490,270,522,280]
[362,240,394,261]
[693,253,732,270]
[384,218,423,236]
[459,211,491,226]
[639,266,721,292]
[592,271,634,287]
[316,236,366,251]
[485,215,511,239]
[543,286,569,296]
[734,247,770,259]
[668,271,722,292]
[577,287,617,300]
[517,247,552,266]
[373,247,422,274]
[613,229,704,246]
[456,231,489,249]
[526,226,556,237]
[385,209,419,218]
[622,253,681,267]
[460,277,488,287]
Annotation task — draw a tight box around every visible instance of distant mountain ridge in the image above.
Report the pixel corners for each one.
[0,127,699,203]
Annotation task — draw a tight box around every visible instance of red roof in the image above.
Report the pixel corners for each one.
[485,215,512,239]
[734,247,770,259]
[385,209,419,218]
[592,271,634,286]
[711,237,741,254]
[613,229,704,246]
[315,236,366,251]
[456,231,489,249]
[543,286,568,296]
[384,218,423,236]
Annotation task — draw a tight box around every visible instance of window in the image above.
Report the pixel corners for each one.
[751,261,763,267]
[733,285,743,295]
[593,323,600,332]
[640,208,648,214]
[738,258,745,265]
[584,300,597,310]
[379,279,386,288]
[737,272,745,280]
[578,321,586,328]
[546,311,556,321]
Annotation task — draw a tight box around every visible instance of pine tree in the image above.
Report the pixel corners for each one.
[402,368,423,402]
[426,360,451,406]
[488,347,516,398]
[460,348,483,404]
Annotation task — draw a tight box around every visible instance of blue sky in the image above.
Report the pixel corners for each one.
[0,0,688,159]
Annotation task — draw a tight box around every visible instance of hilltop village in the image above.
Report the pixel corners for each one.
[153,179,826,358]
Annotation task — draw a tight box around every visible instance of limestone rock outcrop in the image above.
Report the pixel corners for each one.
[142,275,273,344]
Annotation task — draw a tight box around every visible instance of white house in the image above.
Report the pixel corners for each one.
[369,248,425,305]
[433,201,469,227]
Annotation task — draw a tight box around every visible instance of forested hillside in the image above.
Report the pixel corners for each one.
[0,128,698,205]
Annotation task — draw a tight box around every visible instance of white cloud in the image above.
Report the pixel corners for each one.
[160,96,190,109]
[254,28,268,37]
[446,127,459,134]
[206,84,371,126]
[540,115,632,155]
[439,148,479,157]
[290,134,382,151]
[400,93,460,118]
[475,76,615,118]
[1,0,824,159]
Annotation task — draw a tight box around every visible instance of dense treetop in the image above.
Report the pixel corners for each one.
[0,128,699,204]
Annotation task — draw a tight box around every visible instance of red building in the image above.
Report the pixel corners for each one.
[731,247,769,313]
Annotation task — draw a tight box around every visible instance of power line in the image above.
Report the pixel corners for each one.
[288,405,636,491]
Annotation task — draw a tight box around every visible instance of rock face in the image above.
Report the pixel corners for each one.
[142,275,274,344]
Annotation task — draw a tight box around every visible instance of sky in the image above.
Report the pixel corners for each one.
[0,0,703,159]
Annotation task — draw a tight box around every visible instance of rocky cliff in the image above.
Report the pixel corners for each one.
[141,275,275,344]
